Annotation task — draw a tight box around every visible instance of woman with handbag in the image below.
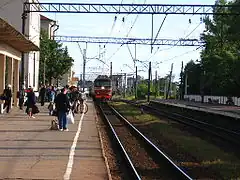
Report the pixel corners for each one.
[26,87,39,118]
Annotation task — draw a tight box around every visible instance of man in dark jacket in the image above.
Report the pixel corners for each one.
[55,88,71,131]
[39,85,46,106]
[3,84,12,113]
[18,84,25,110]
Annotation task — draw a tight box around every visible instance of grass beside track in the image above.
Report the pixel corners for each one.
[110,101,240,179]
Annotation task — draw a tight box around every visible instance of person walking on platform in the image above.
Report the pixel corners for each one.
[55,87,71,131]
[39,85,46,106]
[18,84,25,110]
[48,86,56,115]
[2,84,12,113]
[26,87,38,118]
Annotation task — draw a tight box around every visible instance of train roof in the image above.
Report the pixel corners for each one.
[94,75,111,81]
[96,75,109,79]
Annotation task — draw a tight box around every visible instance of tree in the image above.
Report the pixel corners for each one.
[184,0,240,97]
[39,30,74,85]
[183,60,201,95]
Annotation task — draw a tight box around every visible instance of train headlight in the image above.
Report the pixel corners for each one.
[101,86,105,90]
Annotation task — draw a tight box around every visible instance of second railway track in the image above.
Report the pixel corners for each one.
[97,102,192,180]
[122,99,240,146]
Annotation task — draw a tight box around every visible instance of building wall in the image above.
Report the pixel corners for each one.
[26,1,40,90]
[0,0,40,91]
[41,20,55,39]
[41,21,50,36]
[59,67,74,87]
[0,0,22,32]
[127,77,134,89]
[60,71,71,87]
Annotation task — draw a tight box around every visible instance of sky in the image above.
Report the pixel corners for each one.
[40,0,217,82]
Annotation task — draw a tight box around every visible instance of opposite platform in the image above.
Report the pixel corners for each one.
[154,99,240,119]
[0,100,109,180]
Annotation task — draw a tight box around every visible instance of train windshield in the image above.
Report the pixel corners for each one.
[94,80,111,87]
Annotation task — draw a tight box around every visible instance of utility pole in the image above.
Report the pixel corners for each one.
[151,14,154,53]
[164,78,167,99]
[180,61,184,100]
[185,73,188,96]
[110,62,112,79]
[82,49,86,92]
[43,57,46,85]
[147,61,151,102]
[135,66,138,99]
[166,63,173,99]
[155,70,157,98]
[134,44,138,100]
[124,73,127,98]
[21,12,27,88]
[158,75,161,97]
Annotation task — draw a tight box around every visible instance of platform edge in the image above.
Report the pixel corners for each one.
[94,106,113,180]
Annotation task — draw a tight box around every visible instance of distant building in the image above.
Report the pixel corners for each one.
[127,77,135,89]
[0,0,40,91]
[111,74,123,93]
[40,15,59,39]
[59,67,73,87]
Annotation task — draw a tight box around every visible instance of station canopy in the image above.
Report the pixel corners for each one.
[0,17,39,52]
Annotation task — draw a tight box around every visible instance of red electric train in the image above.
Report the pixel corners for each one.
[92,75,112,101]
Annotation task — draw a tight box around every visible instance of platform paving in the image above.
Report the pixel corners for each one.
[0,100,108,180]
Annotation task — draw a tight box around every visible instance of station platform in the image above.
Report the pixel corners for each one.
[0,100,110,180]
[154,99,240,119]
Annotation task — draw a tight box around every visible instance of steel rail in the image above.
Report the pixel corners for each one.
[108,103,192,180]
[149,101,240,136]
[122,100,240,145]
[97,103,141,180]
[147,104,240,144]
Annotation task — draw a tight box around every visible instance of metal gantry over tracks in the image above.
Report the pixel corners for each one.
[24,2,240,15]
[54,36,204,46]
[20,2,240,93]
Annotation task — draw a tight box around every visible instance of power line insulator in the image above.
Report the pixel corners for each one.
[114,16,117,21]
[189,19,191,24]
[122,17,125,22]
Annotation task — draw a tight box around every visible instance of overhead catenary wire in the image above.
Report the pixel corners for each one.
[127,44,134,61]
[77,42,84,56]
[147,19,203,61]
[103,15,118,48]
[106,0,147,62]
[152,14,168,45]
[161,48,198,63]
[124,0,147,64]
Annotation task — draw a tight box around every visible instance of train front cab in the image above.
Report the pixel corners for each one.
[93,86,112,101]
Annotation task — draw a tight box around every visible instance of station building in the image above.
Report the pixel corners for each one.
[0,18,39,113]
[0,0,40,91]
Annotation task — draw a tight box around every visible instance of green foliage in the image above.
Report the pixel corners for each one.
[39,30,74,85]
[136,78,177,99]
[184,0,240,96]
[137,81,148,99]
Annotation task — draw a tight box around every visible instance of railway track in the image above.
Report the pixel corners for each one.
[122,99,240,146]
[97,102,192,180]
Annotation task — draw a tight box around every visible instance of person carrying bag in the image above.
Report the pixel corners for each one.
[67,109,74,124]
[55,87,71,131]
